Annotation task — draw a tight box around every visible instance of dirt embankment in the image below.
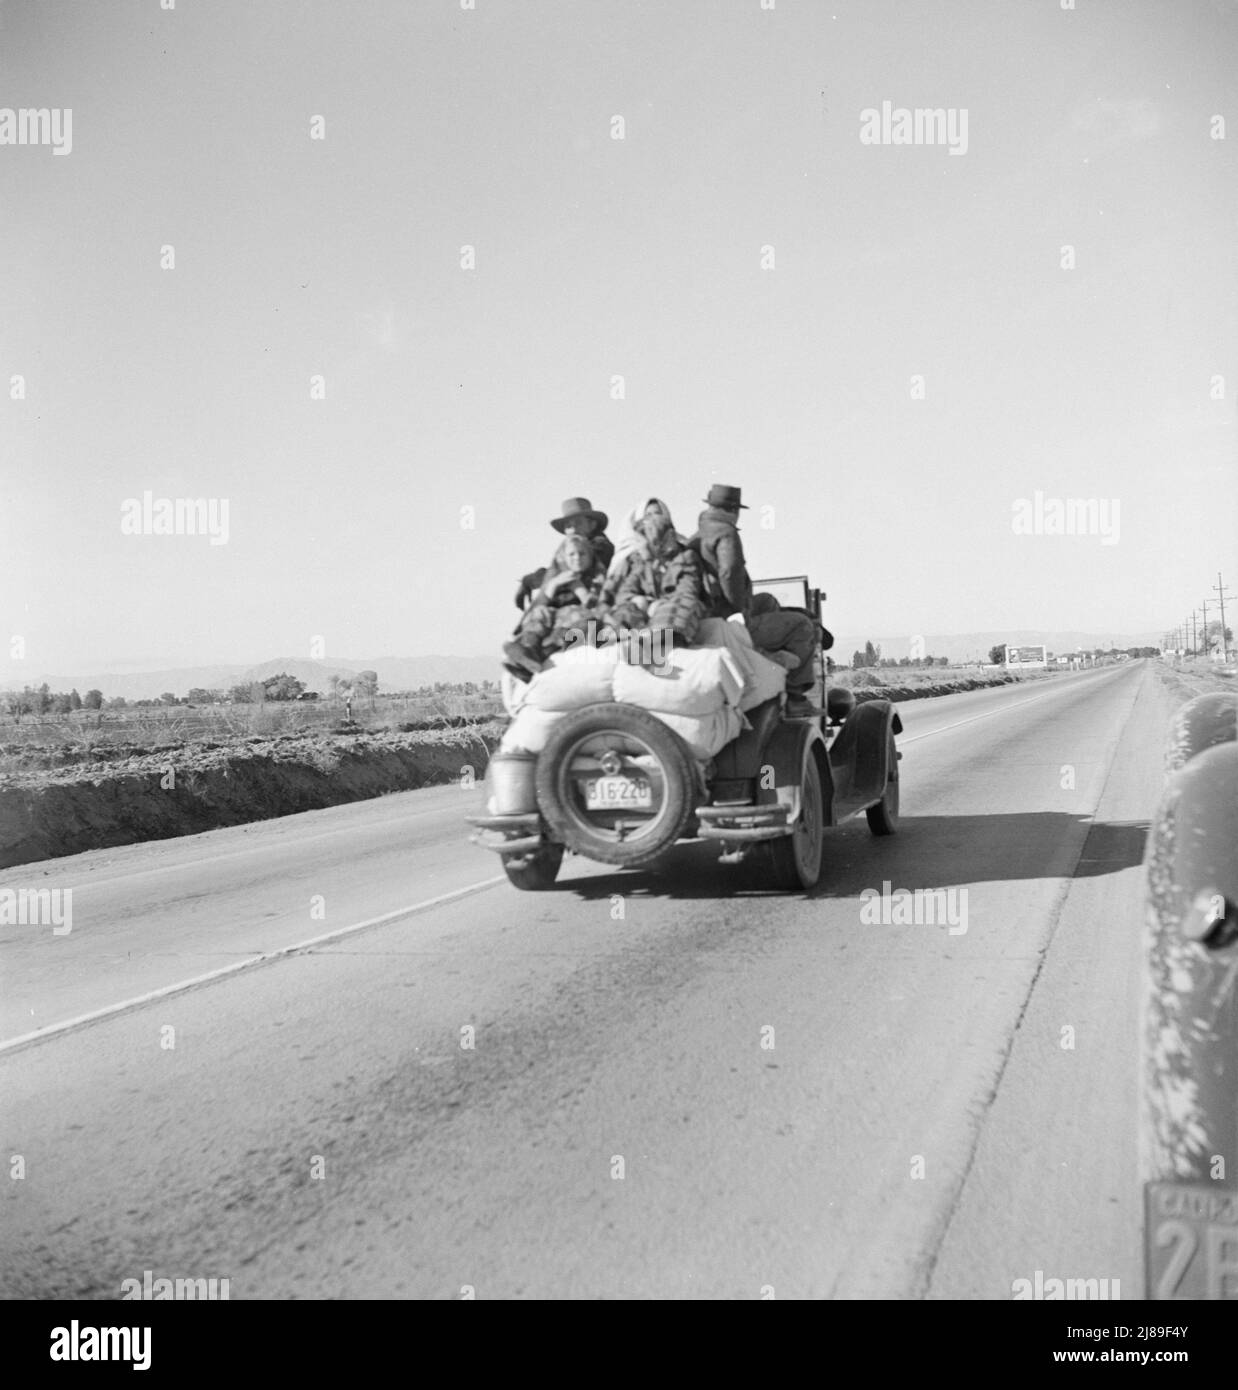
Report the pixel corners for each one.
[0,726,502,869]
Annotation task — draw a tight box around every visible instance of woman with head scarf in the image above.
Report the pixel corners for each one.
[603,498,682,590]
[601,498,704,651]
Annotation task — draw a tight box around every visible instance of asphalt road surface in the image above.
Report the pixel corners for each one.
[1,661,1169,1299]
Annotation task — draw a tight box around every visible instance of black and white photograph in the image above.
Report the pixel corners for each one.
[2,0,1237,1341]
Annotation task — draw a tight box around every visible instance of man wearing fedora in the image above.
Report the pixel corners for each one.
[514,498,614,610]
[690,484,821,716]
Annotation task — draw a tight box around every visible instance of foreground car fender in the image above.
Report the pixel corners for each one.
[1143,740,1238,1182]
[1142,696,1238,1299]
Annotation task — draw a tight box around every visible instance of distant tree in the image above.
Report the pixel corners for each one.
[850,650,864,670]
[83,689,103,710]
[262,672,306,701]
[160,692,178,705]
[229,683,254,703]
[988,644,1007,665]
[31,683,51,715]
[69,689,82,711]
[864,641,880,667]
[106,696,127,709]
[897,656,910,667]
[327,674,343,700]
[51,692,73,714]
[187,687,212,704]
[355,670,379,706]
[936,656,948,667]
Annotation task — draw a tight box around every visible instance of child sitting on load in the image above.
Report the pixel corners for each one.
[502,534,605,678]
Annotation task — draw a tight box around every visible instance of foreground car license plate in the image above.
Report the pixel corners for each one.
[585,775,652,810]
[1145,1181,1238,1298]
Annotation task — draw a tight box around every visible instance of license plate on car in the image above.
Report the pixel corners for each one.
[584,775,652,810]
[1145,1181,1238,1299]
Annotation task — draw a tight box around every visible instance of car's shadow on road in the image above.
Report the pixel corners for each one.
[555,812,1150,902]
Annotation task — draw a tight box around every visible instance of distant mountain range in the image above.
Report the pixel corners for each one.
[2,630,1166,700]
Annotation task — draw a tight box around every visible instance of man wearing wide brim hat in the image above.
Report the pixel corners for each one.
[550,497,610,538]
[514,497,615,609]
[689,485,753,618]
[689,483,822,716]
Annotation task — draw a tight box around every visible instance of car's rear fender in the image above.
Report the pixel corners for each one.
[755,720,833,827]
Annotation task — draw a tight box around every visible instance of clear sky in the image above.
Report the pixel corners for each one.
[2,0,1236,674]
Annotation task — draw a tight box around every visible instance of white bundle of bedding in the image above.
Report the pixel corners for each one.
[610,643,744,714]
[695,617,787,711]
[500,702,743,760]
[498,617,784,761]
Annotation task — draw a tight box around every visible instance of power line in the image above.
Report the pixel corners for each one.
[1214,571,1233,662]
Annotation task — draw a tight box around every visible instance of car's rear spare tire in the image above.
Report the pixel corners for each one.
[535,703,698,867]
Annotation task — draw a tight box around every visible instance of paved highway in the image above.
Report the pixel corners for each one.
[1,662,1167,1298]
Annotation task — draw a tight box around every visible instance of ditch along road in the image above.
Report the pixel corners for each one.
[0,661,1168,1299]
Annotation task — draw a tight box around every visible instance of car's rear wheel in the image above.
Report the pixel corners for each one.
[501,841,563,891]
[866,733,899,835]
[758,743,825,890]
[535,703,697,867]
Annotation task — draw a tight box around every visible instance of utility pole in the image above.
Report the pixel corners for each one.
[1214,571,1233,662]
[1190,610,1200,659]
[1201,598,1210,659]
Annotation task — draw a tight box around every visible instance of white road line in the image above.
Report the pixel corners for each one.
[0,874,506,1057]
[898,670,1122,746]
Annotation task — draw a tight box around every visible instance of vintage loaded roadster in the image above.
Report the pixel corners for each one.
[467,576,902,892]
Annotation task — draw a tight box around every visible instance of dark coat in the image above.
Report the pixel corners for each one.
[689,507,752,618]
[606,540,704,644]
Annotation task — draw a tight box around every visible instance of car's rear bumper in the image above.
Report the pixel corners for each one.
[465,811,543,854]
[695,803,792,842]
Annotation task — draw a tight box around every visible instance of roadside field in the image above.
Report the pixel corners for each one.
[0,693,505,773]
